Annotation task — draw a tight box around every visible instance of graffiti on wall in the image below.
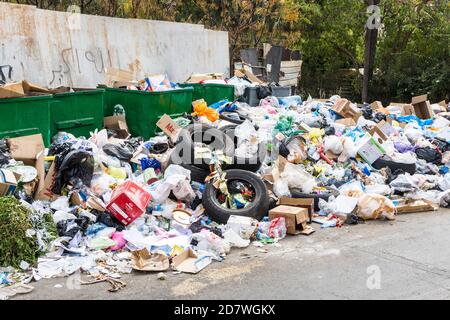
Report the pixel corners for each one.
[50,47,118,87]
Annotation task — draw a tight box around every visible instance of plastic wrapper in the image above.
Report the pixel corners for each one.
[438,173,450,191]
[339,180,364,198]
[191,230,231,258]
[440,190,450,208]
[356,194,396,220]
[257,217,287,240]
[281,163,317,194]
[273,178,291,198]
[364,184,391,195]
[324,135,343,155]
[389,173,419,193]
[223,228,250,248]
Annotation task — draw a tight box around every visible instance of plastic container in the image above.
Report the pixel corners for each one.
[179,83,235,105]
[271,86,291,97]
[50,89,104,139]
[0,95,52,146]
[102,88,193,139]
[243,87,260,107]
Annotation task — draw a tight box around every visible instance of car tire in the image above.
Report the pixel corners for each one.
[175,123,234,170]
[202,169,269,224]
[219,124,266,173]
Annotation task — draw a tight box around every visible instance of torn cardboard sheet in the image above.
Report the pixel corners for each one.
[156,114,181,141]
[131,248,169,272]
[172,248,212,274]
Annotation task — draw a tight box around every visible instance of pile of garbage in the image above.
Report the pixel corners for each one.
[0,86,449,299]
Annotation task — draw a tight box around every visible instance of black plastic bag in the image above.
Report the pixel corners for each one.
[95,212,125,231]
[361,104,373,120]
[0,139,11,166]
[257,86,272,99]
[431,138,450,153]
[373,112,387,123]
[103,143,134,161]
[52,150,94,194]
[415,147,442,165]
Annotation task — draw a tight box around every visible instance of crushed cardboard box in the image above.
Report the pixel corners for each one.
[411,94,433,119]
[269,205,314,235]
[7,134,46,199]
[104,115,130,139]
[132,248,170,272]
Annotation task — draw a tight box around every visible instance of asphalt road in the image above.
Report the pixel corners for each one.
[14,208,450,300]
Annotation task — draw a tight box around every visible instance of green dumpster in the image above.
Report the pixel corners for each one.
[0,95,52,146]
[102,88,193,140]
[179,83,235,105]
[51,89,104,139]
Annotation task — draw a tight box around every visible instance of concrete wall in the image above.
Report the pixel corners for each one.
[0,3,229,88]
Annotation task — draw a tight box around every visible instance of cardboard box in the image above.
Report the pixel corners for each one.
[156,114,181,141]
[411,94,433,119]
[104,115,130,139]
[36,161,58,201]
[0,82,25,99]
[172,248,212,274]
[0,169,21,196]
[333,98,362,121]
[7,134,46,199]
[278,198,314,222]
[335,118,356,127]
[438,100,448,108]
[402,104,416,116]
[370,120,396,142]
[106,181,152,226]
[269,205,310,235]
[357,135,385,164]
[370,101,383,111]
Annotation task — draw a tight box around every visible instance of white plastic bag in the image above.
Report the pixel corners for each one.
[324,135,343,155]
[281,163,316,194]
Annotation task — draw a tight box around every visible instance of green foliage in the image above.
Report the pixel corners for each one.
[0,197,39,268]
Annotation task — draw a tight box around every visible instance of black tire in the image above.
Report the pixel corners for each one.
[202,169,269,224]
[372,158,416,175]
[175,123,234,170]
[290,188,331,212]
[219,124,266,172]
[219,112,250,125]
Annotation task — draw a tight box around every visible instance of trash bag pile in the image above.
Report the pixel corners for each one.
[0,88,449,297]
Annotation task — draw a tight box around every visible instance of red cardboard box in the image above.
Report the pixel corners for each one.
[107,181,151,226]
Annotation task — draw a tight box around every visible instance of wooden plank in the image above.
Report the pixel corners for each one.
[279,78,298,86]
[280,66,302,74]
[281,60,302,68]
[280,73,299,80]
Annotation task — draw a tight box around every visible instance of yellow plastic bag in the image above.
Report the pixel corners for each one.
[192,99,219,122]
